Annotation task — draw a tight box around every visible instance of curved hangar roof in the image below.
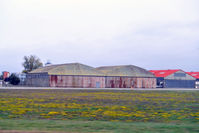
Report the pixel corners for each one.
[30,63,105,76]
[96,65,155,78]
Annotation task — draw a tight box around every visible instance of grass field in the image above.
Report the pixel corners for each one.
[0,89,199,132]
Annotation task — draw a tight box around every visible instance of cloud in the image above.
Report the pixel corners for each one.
[0,0,199,72]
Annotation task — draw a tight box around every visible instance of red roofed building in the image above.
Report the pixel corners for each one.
[2,71,10,80]
[149,70,196,88]
[186,72,199,79]
[150,70,180,78]
[186,72,199,88]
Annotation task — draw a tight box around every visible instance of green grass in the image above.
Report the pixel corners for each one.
[0,89,199,132]
[0,119,199,133]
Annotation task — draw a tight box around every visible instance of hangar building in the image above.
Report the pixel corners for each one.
[26,63,105,88]
[96,65,156,88]
[26,63,156,88]
[150,70,196,88]
[186,72,199,88]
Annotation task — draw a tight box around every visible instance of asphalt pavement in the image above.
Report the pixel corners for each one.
[0,87,199,91]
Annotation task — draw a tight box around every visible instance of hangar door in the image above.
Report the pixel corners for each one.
[164,80,195,88]
[96,82,100,88]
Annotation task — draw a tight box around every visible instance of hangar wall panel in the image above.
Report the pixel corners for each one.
[49,75,105,88]
[105,77,156,88]
[26,73,49,87]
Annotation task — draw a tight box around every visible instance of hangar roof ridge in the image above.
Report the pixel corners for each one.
[30,63,105,76]
[96,65,155,77]
[149,69,182,77]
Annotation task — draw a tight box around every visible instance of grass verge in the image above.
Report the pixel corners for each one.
[0,119,199,133]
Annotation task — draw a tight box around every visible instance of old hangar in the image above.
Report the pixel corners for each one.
[26,63,105,88]
[26,63,156,88]
[96,65,156,88]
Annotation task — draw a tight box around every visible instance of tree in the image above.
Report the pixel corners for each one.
[8,74,20,85]
[22,55,43,73]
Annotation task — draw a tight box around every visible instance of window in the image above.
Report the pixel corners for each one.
[174,73,186,77]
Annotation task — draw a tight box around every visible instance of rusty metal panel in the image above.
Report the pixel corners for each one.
[50,75,105,88]
[26,74,156,88]
[105,77,156,88]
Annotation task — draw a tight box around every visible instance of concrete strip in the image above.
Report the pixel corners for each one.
[0,87,199,91]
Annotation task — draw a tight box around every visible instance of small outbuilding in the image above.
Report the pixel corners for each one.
[186,72,199,88]
[26,63,105,88]
[96,65,156,88]
[150,70,196,88]
[2,71,10,80]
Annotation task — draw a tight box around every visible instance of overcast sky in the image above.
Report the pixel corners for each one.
[0,0,199,73]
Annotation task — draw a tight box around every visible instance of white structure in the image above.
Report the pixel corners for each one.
[0,80,3,87]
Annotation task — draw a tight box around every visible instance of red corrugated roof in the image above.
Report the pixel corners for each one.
[186,72,199,79]
[149,70,180,77]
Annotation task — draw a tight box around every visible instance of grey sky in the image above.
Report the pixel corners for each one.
[0,0,199,73]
